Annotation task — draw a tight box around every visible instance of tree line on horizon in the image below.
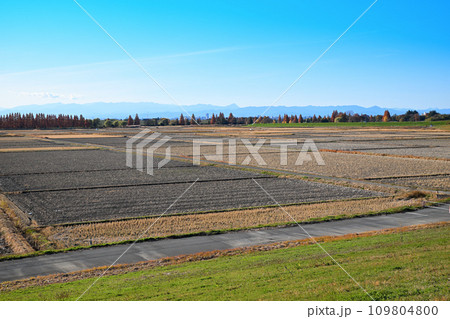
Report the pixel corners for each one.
[0,113,93,129]
[135,110,449,126]
[0,110,448,129]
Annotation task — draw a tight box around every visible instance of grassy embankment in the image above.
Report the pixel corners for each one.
[1,224,448,301]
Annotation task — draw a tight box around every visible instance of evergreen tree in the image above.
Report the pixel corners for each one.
[228,113,234,124]
[382,110,391,122]
[127,115,133,126]
[331,110,338,122]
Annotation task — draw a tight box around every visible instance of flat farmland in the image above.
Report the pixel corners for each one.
[54,136,192,149]
[315,137,449,148]
[234,151,450,179]
[155,144,285,158]
[312,137,450,159]
[8,177,382,225]
[1,127,448,259]
[369,137,450,148]
[0,165,264,192]
[47,130,450,161]
[314,141,414,151]
[276,138,450,160]
[178,126,449,141]
[0,137,73,149]
[0,149,191,176]
[57,136,284,156]
[368,175,450,191]
[55,136,131,148]
[361,147,450,159]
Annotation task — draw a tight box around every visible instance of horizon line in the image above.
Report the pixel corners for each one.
[1,101,449,111]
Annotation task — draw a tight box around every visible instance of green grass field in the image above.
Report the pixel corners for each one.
[1,225,448,301]
[250,120,450,128]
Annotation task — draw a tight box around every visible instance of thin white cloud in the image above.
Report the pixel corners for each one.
[19,91,80,100]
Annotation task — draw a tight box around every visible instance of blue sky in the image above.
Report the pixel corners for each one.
[0,0,449,110]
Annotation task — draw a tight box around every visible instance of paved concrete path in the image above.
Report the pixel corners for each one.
[0,205,448,282]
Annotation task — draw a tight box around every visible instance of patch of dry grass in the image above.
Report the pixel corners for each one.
[400,190,429,199]
[35,134,125,139]
[0,199,52,252]
[0,207,34,255]
[373,175,450,191]
[42,197,421,248]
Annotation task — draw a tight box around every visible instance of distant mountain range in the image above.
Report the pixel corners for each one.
[1,102,448,119]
